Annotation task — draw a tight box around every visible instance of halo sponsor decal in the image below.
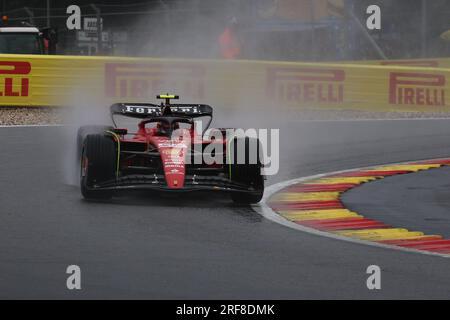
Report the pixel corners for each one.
[0,61,31,97]
[104,63,205,99]
[266,67,345,104]
[389,72,446,106]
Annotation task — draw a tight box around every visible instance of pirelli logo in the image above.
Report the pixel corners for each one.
[389,72,446,106]
[266,67,345,103]
[105,63,205,99]
[0,61,31,97]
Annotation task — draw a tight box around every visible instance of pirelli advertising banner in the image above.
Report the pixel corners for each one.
[1,54,450,111]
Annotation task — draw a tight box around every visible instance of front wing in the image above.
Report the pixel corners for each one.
[84,174,259,193]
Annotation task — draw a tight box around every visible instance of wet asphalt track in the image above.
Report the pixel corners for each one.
[1,119,450,299]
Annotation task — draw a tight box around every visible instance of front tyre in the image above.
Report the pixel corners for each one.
[229,136,264,204]
[80,134,116,200]
[77,125,113,162]
[231,189,264,205]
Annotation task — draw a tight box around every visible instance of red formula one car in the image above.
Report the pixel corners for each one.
[77,95,264,204]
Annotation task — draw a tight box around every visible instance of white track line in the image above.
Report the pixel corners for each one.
[0,124,63,128]
[253,158,450,259]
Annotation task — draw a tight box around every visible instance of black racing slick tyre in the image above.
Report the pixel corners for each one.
[80,134,116,200]
[229,136,264,204]
[77,125,113,161]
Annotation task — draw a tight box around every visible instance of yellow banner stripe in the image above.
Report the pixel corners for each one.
[271,192,341,202]
[348,232,427,241]
[280,209,355,215]
[376,235,443,242]
[304,177,378,185]
[369,164,441,172]
[335,228,428,241]
[336,228,409,236]
[280,210,361,221]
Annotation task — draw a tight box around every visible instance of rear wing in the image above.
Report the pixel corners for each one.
[110,103,213,119]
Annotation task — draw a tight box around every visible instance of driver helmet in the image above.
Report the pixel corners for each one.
[156,121,179,136]
[157,121,171,135]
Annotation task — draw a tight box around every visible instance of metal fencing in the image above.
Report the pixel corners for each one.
[1,0,449,61]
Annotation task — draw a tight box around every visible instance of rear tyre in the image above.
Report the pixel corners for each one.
[229,136,264,204]
[80,134,116,200]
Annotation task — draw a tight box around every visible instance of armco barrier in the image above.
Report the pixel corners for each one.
[349,57,450,68]
[2,54,450,111]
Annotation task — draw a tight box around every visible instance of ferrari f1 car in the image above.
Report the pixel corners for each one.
[77,95,264,204]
